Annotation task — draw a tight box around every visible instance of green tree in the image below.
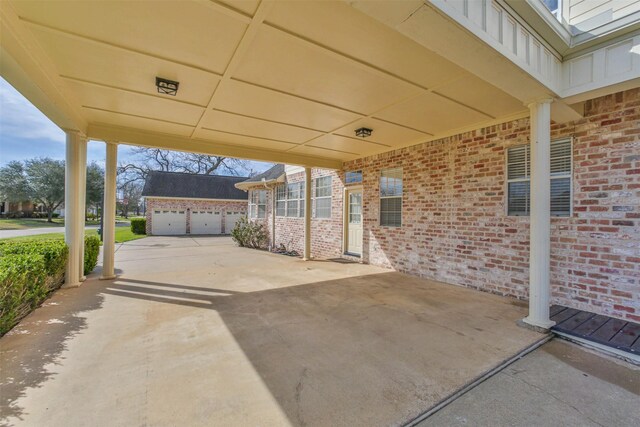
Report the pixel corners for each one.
[85,162,104,220]
[0,161,31,203]
[24,158,66,222]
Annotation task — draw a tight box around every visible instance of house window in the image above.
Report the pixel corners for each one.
[380,168,402,227]
[249,189,266,219]
[276,185,286,217]
[276,182,305,218]
[506,138,572,216]
[345,170,362,185]
[313,176,332,218]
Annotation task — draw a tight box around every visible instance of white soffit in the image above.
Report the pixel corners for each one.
[1,0,533,167]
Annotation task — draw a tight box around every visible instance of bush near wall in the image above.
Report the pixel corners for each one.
[130,218,146,235]
[0,240,68,335]
[84,235,101,275]
[231,216,268,249]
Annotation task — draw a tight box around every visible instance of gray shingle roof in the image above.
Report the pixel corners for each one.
[240,164,285,184]
[142,171,248,200]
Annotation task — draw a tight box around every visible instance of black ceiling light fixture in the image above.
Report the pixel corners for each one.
[355,127,373,138]
[156,77,179,96]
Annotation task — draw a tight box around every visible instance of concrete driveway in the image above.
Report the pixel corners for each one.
[1,236,545,426]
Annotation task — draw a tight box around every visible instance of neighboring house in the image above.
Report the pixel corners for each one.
[142,171,248,236]
[237,85,639,324]
[0,200,43,217]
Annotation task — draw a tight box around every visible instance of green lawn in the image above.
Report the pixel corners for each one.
[0,218,101,230]
[0,227,146,243]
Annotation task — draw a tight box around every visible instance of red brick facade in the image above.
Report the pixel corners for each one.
[244,89,639,321]
[248,169,344,259]
[145,197,246,235]
[343,88,639,321]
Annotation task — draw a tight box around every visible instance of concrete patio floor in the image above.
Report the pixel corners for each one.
[1,236,546,426]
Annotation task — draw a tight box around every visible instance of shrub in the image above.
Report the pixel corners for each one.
[130,218,146,235]
[0,239,68,278]
[84,235,101,275]
[0,254,49,335]
[51,213,60,218]
[231,216,268,249]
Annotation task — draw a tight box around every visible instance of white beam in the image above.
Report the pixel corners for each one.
[63,131,87,288]
[523,99,555,330]
[100,142,118,280]
[303,167,312,261]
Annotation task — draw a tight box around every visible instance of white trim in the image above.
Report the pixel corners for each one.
[343,185,364,257]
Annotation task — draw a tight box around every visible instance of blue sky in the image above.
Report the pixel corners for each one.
[0,77,271,174]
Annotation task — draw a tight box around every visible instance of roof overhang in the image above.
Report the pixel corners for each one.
[234,174,286,191]
[5,0,633,168]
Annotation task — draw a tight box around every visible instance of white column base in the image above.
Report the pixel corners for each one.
[99,274,117,281]
[61,281,81,289]
[521,316,555,331]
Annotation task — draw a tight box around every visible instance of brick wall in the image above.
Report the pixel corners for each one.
[145,198,246,235]
[272,170,343,258]
[343,88,639,321]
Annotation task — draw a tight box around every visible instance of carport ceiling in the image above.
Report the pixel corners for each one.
[3,0,528,167]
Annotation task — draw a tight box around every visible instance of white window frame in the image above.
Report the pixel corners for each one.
[276,182,305,218]
[249,189,267,219]
[505,137,573,217]
[380,167,402,227]
[312,176,332,219]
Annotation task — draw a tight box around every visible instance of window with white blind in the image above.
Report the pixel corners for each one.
[380,168,402,227]
[506,138,572,216]
[249,189,266,219]
[313,176,332,219]
[275,184,286,217]
[275,182,305,217]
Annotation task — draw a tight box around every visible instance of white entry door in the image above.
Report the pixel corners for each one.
[191,211,222,234]
[152,210,187,235]
[345,189,363,256]
[224,211,243,234]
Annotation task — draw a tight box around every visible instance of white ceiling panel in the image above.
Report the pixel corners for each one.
[265,1,464,90]
[214,80,363,132]
[28,26,220,107]
[289,144,360,161]
[307,134,388,157]
[374,92,491,135]
[334,118,430,147]
[232,26,421,114]
[434,73,526,119]
[194,128,298,152]
[84,108,194,137]
[12,0,247,74]
[65,80,205,126]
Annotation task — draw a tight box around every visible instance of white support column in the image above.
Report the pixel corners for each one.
[63,131,87,288]
[523,99,555,330]
[78,139,87,281]
[303,167,312,261]
[100,142,118,280]
[271,186,276,252]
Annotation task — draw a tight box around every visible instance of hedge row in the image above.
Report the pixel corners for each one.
[0,235,101,335]
[130,218,146,235]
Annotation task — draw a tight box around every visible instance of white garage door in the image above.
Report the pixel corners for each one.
[225,211,244,234]
[152,210,186,235]
[191,211,222,235]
